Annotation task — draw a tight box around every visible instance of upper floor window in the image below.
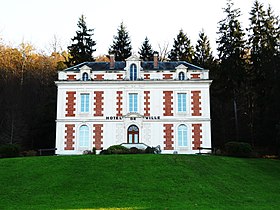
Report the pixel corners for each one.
[81,93,89,113]
[178,93,187,112]
[179,72,185,80]
[130,64,137,80]
[82,72,89,81]
[129,93,138,112]
[178,125,188,147]
[79,125,89,147]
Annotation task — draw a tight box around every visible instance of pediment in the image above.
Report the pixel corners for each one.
[175,64,188,70]
[79,65,92,71]
[125,54,141,61]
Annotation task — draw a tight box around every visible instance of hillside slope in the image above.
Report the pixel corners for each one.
[0,155,280,209]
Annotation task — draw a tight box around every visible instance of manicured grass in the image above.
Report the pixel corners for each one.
[0,155,280,209]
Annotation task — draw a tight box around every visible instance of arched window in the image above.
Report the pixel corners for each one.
[79,125,89,147]
[179,72,185,80]
[130,64,137,80]
[127,125,139,143]
[82,72,89,81]
[178,125,187,146]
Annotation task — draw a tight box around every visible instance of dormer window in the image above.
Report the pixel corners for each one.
[179,72,185,80]
[130,64,137,80]
[82,72,89,81]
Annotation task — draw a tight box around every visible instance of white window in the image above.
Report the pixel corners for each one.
[130,64,137,80]
[81,93,89,113]
[79,125,89,147]
[178,125,187,147]
[82,72,89,81]
[179,72,185,80]
[178,93,187,112]
[129,93,138,112]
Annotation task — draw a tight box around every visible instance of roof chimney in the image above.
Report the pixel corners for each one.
[110,54,115,69]
[153,51,159,69]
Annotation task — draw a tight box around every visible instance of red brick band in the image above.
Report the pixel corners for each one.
[144,91,150,116]
[163,91,174,116]
[93,124,103,150]
[94,91,104,116]
[192,124,202,150]
[163,124,174,150]
[64,124,75,150]
[116,91,123,117]
[163,74,173,79]
[67,74,76,80]
[65,91,76,117]
[191,90,202,116]
[94,74,104,80]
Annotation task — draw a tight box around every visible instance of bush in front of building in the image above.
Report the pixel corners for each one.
[0,144,21,158]
[107,145,130,154]
[224,141,253,158]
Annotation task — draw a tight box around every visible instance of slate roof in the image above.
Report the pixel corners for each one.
[64,61,204,72]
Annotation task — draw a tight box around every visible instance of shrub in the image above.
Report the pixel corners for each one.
[22,150,37,157]
[0,144,20,158]
[145,146,156,154]
[107,145,129,154]
[92,147,96,155]
[99,149,111,155]
[224,141,252,158]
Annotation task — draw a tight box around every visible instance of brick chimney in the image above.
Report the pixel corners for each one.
[110,54,115,69]
[153,51,159,69]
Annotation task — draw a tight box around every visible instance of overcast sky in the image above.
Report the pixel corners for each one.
[0,0,279,56]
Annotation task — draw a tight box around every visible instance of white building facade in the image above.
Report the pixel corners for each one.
[55,54,212,154]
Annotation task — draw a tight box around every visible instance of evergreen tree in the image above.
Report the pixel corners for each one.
[216,0,246,142]
[67,15,96,67]
[193,30,214,69]
[138,37,154,61]
[247,0,280,151]
[168,29,194,62]
[108,22,132,61]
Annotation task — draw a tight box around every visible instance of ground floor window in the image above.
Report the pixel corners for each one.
[127,125,139,143]
[178,124,187,146]
[79,125,89,147]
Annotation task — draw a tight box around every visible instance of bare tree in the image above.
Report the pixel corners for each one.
[158,42,170,61]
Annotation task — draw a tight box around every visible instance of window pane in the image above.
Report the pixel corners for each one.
[178,125,187,147]
[81,94,89,113]
[80,125,89,147]
[129,93,138,112]
[178,93,186,112]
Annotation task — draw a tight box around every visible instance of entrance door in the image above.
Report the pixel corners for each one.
[127,125,139,143]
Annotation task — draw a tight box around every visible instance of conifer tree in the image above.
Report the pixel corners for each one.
[169,29,194,62]
[138,37,154,61]
[108,22,132,61]
[67,15,96,67]
[193,30,214,69]
[216,0,246,141]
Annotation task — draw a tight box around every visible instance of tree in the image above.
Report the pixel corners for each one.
[67,15,96,67]
[216,0,246,142]
[247,0,280,151]
[193,30,214,69]
[138,37,154,61]
[168,29,194,62]
[108,22,132,61]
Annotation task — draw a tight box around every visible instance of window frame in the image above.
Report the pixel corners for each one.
[178,124,188,147]
[178,72,185,80]
[79,125,90,147]
[80,93,90,113]
[129,93,138,113]
[130,64,137,80]
[177,93,187,113]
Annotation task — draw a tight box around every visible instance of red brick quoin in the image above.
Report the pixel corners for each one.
[64,124,75,150]
[192,124,202,150]
[67,74,76,80]
[163,91,174,116]
[65,91,76,117]
[144,74,150,79]
[190,73,201,79]
[163,124,174,150]
[117,74,123,80]
[191,90,202,116]
[116,91,123,117]
[93,124,103,150]
[144,91,150,116]
[163,74,173,79]
[94,91,104,116]
[94,74,104,80]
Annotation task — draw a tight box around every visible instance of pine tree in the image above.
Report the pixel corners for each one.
[193,30,214,69]
[247,0,280,150]
[67,15,96,67]
[108,22,132,61]
[216,0,246,142]
[138,37,154,61]
[168,29,194,62]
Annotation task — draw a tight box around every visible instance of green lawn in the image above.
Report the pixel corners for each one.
[0,155,279,210]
